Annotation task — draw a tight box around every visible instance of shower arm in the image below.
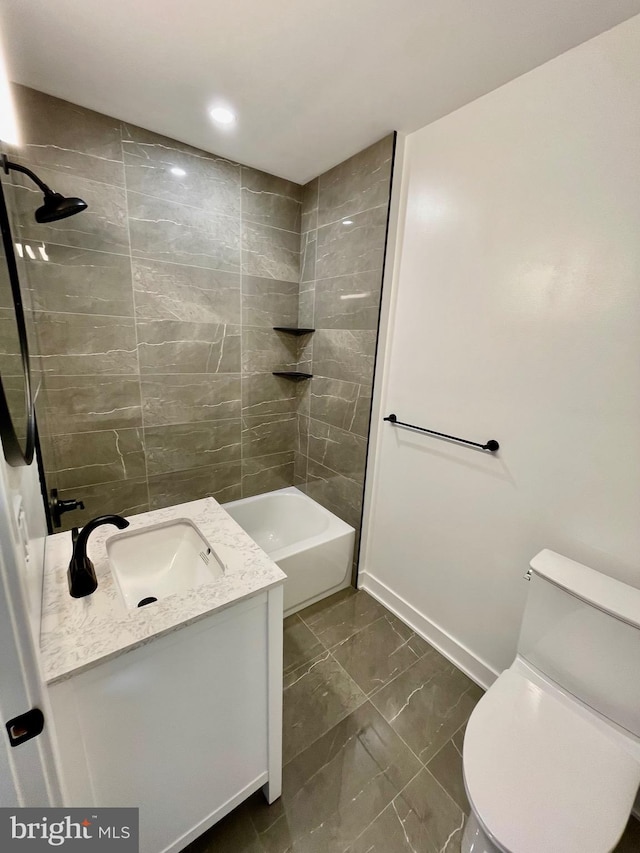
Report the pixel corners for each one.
[1,154,54,196]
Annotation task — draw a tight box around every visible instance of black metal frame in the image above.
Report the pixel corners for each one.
[0,177,35,466]
[384,413,499,453]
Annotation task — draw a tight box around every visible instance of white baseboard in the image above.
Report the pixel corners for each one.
[358,571,499,691]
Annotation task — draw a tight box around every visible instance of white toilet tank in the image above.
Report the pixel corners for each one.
[518,550,640,737]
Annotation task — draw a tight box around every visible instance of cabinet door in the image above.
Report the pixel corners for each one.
[51,595,268,853]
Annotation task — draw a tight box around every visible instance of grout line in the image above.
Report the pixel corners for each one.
[315,201,389,231]
[119,121,151,512]
[240,169,245,498]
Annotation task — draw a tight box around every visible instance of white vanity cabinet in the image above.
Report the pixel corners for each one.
[47,586,283,853]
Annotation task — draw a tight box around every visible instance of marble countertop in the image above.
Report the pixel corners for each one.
[41,498,286,685]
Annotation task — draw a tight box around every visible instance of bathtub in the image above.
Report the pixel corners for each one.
[223,486,355,616]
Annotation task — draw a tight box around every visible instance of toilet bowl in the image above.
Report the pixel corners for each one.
[460,550,640,853]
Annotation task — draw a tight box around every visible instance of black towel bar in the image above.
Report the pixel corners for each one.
[384,413,499,452]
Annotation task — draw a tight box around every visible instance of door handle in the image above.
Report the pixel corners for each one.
[5,708,45,747]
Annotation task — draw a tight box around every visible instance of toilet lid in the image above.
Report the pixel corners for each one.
[463,668,640,853]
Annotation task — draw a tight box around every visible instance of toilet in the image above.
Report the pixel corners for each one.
[461,549,640,853]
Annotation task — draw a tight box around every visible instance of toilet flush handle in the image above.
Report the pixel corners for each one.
[524,569,532,581]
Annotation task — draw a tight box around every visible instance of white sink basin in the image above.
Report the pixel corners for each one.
[106,518,225,609]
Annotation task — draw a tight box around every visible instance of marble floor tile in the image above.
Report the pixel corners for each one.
[371,654,483,764]
[426,732,469,812]
[283,615,326,675]
[331,613,430,696]
[255,702,421,853]
[282,651,366,764]
[185,591,640,853]
[348,767,465,853]
[298,588,388,648]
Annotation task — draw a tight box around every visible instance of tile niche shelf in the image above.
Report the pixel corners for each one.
[272,371,313,381]
[272,327,314,380]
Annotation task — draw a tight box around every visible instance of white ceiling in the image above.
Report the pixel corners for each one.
[2,0,640,183]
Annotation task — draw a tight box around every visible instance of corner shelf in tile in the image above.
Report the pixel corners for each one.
[272,372,313,381]
[273,327,315,335]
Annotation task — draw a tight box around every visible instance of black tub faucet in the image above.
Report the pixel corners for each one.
[68,515,130,598]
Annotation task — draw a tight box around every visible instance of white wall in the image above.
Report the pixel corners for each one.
[360,16,640,685]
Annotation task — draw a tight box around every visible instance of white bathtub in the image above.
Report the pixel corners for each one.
[223,486,355,616]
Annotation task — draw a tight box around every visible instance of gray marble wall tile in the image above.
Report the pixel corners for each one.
[241,221,300,282]
[299,231,316,284]
[241,167,301,232]
[6,175,130,254]
[348,766,465,853]
[57,478,149,532]
[242,413,297,458]
[34,312,138,375]
[314,270,383,330]
[313,329,376,385]
[305,457,363,531]
[21,246,134,316]
[144,419,241,476]
[51,428,145,490]
[301,178,319,233]
[128,191,240,271]
[0,262,12,309]
[137,320,241,374]
[262,701,418,850]
[242,327,299,373]
[307,418,367,483]
[39,374,142,434]
[297,287,315,329]
[241,276,298,327]
[242,451,295,498]
[315,205,388,279]
[9,84,125,186]
[148,461,241,508]
[310,376,372,437]
[317,135,394,227]
[242,373,297,417]
[132,259,240,324]
[295,412,309,456]
[0,308,24,375]
[141,373,241,426]
[293,451,308,486]
[122,123,241,217]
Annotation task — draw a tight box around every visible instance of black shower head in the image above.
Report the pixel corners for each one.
[35,191,88,223]
[1,154,88,222]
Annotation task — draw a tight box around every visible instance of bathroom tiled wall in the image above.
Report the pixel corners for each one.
[6,85,302,528]
[4,84,394,548]
[295,135,395,559]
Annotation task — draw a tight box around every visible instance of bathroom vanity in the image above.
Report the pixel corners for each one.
[40,498,285,853]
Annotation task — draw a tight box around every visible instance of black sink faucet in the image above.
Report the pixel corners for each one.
[68,515,130,598]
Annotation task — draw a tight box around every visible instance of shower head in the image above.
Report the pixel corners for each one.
[35,191,88,223]
[1,154,88,222]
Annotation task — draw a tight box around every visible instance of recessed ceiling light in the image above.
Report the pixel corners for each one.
[342,219,354,226]
[209,106,236,126]
[170,166,186,177]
